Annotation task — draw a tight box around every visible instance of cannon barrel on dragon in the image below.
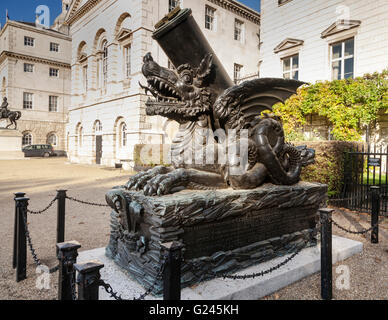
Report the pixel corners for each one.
[105,7,325,294]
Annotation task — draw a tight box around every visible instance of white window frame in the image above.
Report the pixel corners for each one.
[22,133,33,146]
[234,63,243,84]
[49,68,59,77]
[24,36,34,47]
[49,96,58,112]
[102,42,108,88]
[205,6,216,31]
[282,54,299,80]
[23,92,33,109]
[124,45,131,78]
[50,42,59,52]
[234,19,244,43]
[24,63,34,73]
[83,65,88,92]
[47,133,57,147]
[330,38,354,80]
[121,123,127,148]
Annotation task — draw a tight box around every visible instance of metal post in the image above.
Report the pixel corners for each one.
[320,208,333,300]
[15,197,29,282]
[56,241,81,301]
[371,186,380,244]
[161,241,183,301]
[74,261,104,300]
[56,190,67,254]
[13,192,26,269]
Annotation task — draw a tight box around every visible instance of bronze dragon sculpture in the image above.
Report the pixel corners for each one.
[124,53,315,196]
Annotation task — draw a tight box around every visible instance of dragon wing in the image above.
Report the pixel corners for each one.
[213,78,305,131]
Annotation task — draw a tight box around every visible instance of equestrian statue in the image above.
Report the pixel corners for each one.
[0,97,22,130]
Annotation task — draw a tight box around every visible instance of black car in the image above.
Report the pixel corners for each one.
[22,144,56,157]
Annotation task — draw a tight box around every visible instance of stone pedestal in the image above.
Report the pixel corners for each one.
[0,129,25,160]
[105,182,327,294]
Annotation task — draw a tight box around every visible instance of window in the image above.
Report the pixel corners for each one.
[47,134,57,147]
[169,0,180,12]
[24,36,34,47]
[124,45,131,78]
[282,54,299,80]
[102,42,108,88]
[234,19,244,42]
[83,65,88,91]
[22,133,32,146]
[24,63,34,73]
[23,92,33,109]
[234,64,243,84]
[121,123,127,147]
[78,127,83,147]
[95,120,103,134]
[50,42,59,52]
[50,68,59,77]
[205,6,216,31]
[331,38,354,80]
[49,96,58,112]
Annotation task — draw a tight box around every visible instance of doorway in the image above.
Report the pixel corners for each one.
[96,135,102,164]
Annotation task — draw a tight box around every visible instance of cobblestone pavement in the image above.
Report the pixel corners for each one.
[1,158,387,300]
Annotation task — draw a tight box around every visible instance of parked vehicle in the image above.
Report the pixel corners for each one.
[22,144,56,157]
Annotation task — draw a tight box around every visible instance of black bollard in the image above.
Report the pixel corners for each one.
[74,260,104,300]
[320,208,333,301]
[15,197,29,282]
[13,192,26,269]
[57,241,81,300]
[161,241,183,301]
[370,186,380,244]
[56,190,67,254]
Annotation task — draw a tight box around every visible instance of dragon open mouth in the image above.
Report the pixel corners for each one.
[140,76,182,103]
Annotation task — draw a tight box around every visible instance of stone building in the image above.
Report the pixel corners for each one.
[259,0,388,142]
[65,0,260,169]
[0,1,72,151]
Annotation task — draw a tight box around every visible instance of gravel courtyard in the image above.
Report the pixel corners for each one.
[0,158,387,300]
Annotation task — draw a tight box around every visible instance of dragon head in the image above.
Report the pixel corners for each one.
[140,52,214,123]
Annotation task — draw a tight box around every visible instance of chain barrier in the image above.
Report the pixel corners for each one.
[98,254,168,300]
[26,196,57,215]
[330,217,378,235]
[66,195,110,208]
[23,213,59,274]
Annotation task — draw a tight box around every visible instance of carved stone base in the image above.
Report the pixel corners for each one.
[105,182,327,294]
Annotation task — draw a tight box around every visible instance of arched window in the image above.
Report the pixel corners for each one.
[77,42,88,93]
[121,123,127,147]
[102,41,108,88]
[47,133,57,147]
[22,132,32,146]
[78,126,83,147]
[95,120,103,135]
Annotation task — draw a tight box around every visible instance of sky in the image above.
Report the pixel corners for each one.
[0,0,260,28]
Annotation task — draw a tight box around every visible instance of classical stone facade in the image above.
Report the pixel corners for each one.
[259,0,388,144]
[65,0,260,169]
[0,2,71,151]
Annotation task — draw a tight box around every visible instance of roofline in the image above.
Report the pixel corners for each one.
[0,20,71,41]
[65,0,260,26]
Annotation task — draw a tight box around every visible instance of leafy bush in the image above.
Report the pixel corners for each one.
[274,69,388,141]
[294,141,363,197]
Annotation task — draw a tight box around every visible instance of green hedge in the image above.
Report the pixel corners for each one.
[293,141,363,197]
